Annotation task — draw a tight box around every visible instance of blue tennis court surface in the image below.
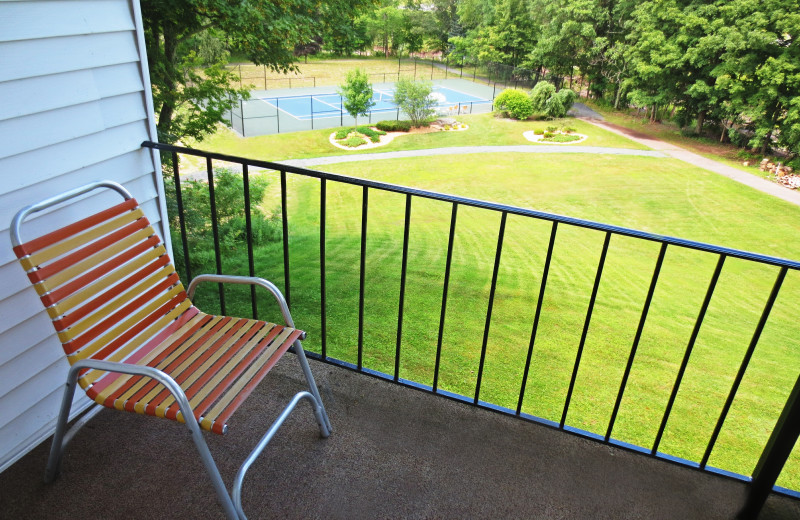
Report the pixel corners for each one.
[257,86,490,120]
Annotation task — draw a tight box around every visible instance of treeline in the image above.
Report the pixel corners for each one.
[315,0,798,156]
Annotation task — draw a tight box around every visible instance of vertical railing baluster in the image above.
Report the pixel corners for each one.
[561,231,611,428]
[605,242,667,442]
[433,203,458,392]
[700,266,788,469]
[652,254,726,455]
[517,221,558,415]
[242,164,258,319]
[395,194,412,382]
[320,178,327,359]
[358,186,369,370]
[741,371,800,519]
[206,157,226,314]
[280,170,290,309]
[474,211,507,404]
[171,151,192,282]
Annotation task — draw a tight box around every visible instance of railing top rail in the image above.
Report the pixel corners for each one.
[144,140,800,271]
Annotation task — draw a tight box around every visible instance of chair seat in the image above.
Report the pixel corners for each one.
[84,306,304,435]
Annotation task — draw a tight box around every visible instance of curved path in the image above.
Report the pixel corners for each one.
[569,103,800,206]
[279,145,666,168]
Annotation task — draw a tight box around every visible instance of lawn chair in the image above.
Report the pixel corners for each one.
[10,180,331,519]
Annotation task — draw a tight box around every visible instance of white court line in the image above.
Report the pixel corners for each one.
[311,95,342,112]
[434,85,491,103]
[255,98,302,120]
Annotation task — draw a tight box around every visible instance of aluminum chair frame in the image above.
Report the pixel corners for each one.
[11,180,330,520]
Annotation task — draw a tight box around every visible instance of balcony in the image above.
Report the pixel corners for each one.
[2,356,799,519]
[3,141,800,519]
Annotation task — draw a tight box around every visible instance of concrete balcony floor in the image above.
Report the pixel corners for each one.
[2,357,798,519]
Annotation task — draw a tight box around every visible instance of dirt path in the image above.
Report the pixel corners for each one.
[579,117,800,207]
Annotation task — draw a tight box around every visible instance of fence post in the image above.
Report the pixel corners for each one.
[340,95,343,127]
[238,64,242,89]
[414,58,417,80]
[310,95,314,130]
[240,99,245,137]
[460,56,464,78]
[739,373,800,519]
[276,98,280,134]
[445,57,449,78]
[263,66,266,90]
[431,60,434,80]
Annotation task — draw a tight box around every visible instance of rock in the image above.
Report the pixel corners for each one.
[742,161,751,166]
[436,117,457,126]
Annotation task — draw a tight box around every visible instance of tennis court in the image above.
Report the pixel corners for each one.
[258,86,490,121]
[226,78,496,137]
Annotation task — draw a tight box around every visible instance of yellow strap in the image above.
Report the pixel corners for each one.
[78,299,192,387]
[195,326,291,429]
[145,319,267,417]
[128,317,241,413]
[20,209,145,271]
[56,267,179,342]
[91,312,213,404]
[33,228,153,297]
[46,245,169,320]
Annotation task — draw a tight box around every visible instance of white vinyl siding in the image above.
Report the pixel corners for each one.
[0,0,167,473]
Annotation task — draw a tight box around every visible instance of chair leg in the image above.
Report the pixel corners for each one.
[292,339,332,434]
[232,391,329,520]
[44,370,80,483]
[184,420,240,520]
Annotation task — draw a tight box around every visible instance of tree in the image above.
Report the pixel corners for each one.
[141,0,372,144]
[338,69,376,127]
[393,78,436,126]
[530,81,556,112]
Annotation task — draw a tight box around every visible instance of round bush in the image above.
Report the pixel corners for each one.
[494,89,534,120]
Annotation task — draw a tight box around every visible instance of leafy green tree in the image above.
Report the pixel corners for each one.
[393,78,436,126]
[164,169,277,276]
[141,0,372,144]
[338,69,376,127]
[713,0,800,154]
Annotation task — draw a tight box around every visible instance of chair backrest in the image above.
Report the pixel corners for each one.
[11,183,192,390]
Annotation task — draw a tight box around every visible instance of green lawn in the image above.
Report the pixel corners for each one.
[181,121,800,491]
[186,112,649,165]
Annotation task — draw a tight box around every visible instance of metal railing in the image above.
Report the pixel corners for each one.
[143,140,800,518]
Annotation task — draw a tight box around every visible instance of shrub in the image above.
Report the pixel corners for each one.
[556,88,578,114]
[562,126,576,134]
[356,126,386,142]
[494,88,534,120]
[530,82,556,113]
[545,134,581,143]
[342,136,367,147]
[543,131,554,138]
[534,129,544,135]
[376,120,412,132]
[393,78,436,127]
[335,128,350,140]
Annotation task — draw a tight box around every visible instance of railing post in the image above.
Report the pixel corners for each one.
[739,372,800,519]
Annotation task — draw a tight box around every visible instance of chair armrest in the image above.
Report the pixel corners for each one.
[186,274,296,329]
[68,359,196,426]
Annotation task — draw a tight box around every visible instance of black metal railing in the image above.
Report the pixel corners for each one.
[144,141,800,518]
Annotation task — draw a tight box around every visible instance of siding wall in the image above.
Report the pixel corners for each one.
[0,0,167,472]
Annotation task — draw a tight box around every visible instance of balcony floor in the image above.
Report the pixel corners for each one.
[2,357,798,519]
